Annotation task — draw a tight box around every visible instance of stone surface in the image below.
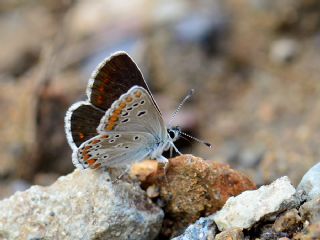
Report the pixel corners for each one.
[297,162,320,200]
[258,225,291,240]
[293,223,320,240]
[0,169,163,240]
[299,197,320,224]
[214,228,244,240]
[138,155,256,238]
[269,38,299,64]
[171,215,217,240]
[273,209,302,233]
[213,176,300,231]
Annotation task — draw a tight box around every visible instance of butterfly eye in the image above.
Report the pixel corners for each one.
[168,130,175,139]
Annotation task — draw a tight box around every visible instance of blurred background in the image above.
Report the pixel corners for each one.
[1,0,320,199]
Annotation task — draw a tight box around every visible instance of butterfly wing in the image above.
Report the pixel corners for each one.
[65,52,160,150]
[97,86,167,140]
[74,132,156,169]
[65,102,104,149]
[87,52,160,113]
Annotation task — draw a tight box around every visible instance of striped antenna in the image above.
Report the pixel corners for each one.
[179,131,212,148]
[168,89,194,127]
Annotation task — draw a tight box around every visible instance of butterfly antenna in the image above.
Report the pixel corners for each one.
[179,131,212,148]
[168,89,194,127]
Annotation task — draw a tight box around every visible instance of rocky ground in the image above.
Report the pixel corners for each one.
[0,156,319,239]
[0,0,320,239]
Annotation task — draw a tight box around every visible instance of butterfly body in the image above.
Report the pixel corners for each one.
[65,52,179,170]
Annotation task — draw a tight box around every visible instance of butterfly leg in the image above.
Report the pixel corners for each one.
[169,146,174,158]
[171,142,182,155]
[157,155,168,164]
[112,165,131,183]
[156,155,170,177]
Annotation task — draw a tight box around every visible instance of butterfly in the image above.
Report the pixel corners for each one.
[64,52,182,170]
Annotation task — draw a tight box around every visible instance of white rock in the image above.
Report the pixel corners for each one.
[297,162,320,200]
[270,38,299,64]
[299,197,320,224]
[213,176,299,231]
[172,215,217,240]
[0,169,163,240]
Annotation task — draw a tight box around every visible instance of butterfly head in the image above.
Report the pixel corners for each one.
[167,126,181,142]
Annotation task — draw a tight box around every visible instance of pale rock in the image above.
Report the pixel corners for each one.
[215,228,244,240]
[270,38,299,64]
[299,197,320,224]
[0,169,163,240]
[171,215,217,240]
[213,176,300,231]
[297,162,320,200]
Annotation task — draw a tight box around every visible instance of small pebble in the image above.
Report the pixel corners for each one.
[270,38,299,64]
[146,185,160,198]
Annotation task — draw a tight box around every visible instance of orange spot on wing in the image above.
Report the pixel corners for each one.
[135,91,142,98]
[92,163,101,169]
[87,159,96,165]
[79,133,85,140]
[114,109,121,115]
[92,139,101,144]
[83,154,90,161]
[126,96,133,102]
[83,146,91,154]
[119,102,126,109]
[97,95,104,104]
[109,116,118,122]
[106,123,116,131]
[99,86,105,92]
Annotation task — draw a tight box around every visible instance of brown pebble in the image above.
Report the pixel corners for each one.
[273,209,302,233]
[138,154,256,238]
[215,227,244,240]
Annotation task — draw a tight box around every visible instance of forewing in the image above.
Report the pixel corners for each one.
[74,132,155,169]
[87,52,160,113]
[65,101,104,149]
[97,86,167,139]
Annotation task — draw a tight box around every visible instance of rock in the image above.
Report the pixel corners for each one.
[299,197,320,224]
[215,228,244,240]
[131,159,158,182]
[138,155,256,238]
[213,176,300,231]
[258,223,291,240]
[269,38,299,64]
[273,209,302,233]
[171,215,217,240]
[293,223,320,240]
[297,162,320,200]
[0,169,163,240]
